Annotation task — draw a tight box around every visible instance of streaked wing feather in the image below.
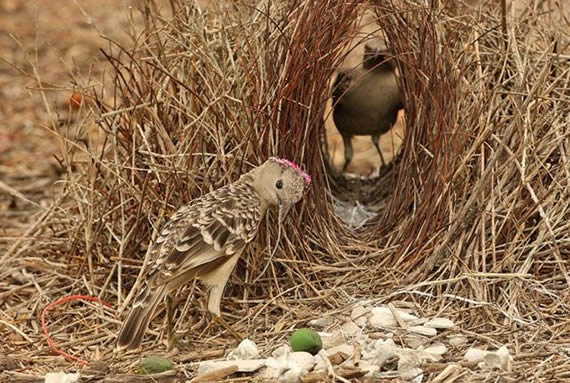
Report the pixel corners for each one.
[148,182,262,288]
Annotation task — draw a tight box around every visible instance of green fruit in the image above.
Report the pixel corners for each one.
[138,355,175,375]
[290,328,323,355]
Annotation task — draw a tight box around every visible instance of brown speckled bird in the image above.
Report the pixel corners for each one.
[116,157,311,351]
[332,39,403,172]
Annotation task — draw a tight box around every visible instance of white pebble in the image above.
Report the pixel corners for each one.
[424,317,455,329]
[407,326,437,337]
[227,339,260,360]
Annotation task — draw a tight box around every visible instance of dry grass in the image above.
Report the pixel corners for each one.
[1,0,570,381]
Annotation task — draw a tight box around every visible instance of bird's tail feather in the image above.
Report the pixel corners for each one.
[116,284,166,350]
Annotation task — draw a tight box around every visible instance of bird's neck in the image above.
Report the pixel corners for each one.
[238,168,272,213]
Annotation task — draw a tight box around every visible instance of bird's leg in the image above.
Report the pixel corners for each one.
[165,295,176,350]
[372,134,387,168]
[166,295,190,350]
[342,134,353,173]
[212,314,243,342]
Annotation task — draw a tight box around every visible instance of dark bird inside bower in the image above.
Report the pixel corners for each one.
[331,37,403,173]
[320,9,406,228]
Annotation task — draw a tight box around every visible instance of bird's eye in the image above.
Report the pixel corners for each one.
[275,179,283,189]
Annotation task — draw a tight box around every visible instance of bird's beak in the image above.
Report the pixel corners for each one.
[278,201,292,223]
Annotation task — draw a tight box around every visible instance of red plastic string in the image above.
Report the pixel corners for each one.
[41,295,112,365]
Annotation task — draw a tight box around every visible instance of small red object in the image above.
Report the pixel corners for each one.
[41,295,112,365]
[69,92,84,109]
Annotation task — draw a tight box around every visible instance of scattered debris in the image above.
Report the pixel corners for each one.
[408,325,437,337]
[464,345,512,372]
[44,372,80,383]
[447,335,468,347]
[227,339,260,360]
[351,304,370,327]
[198,359,266,374]
[369,306,417,328]
[265,351,315,382]
[308,318,331,329]
[193,365,238,382]
[424,317,455,329]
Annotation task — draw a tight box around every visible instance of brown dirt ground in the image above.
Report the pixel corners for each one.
[0,0,148,241]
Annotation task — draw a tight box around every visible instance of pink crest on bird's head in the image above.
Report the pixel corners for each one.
[270,157,311,185]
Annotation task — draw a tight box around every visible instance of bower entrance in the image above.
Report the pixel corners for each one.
[322,10,405,228]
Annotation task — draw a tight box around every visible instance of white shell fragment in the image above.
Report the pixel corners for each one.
[399,366,424,383]
[464,345,512,371]
[272,344,292,358]
[340,320,361,337]
[265,350,316,382]
[408,326,437,337]
[308,318,331,329]
[423,343,448,357]
[351,305,370,327]
[447,335,467,346]
[45,372,80,383]
[186,304,457,383]
[424,317,455,329]
[326,343,354,357]
[198,359,266,374]
[369,306,418,329]
[369,307,398,328]
[320,331,344,349]
[227,339,260,360]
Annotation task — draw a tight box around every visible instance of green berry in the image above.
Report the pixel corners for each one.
[138,355,175,375]
[290,328,323,355]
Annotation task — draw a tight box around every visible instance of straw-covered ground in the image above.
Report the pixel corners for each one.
[1,0,569,381]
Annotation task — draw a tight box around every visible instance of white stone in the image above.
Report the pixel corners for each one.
[354,316,368,327]
[358,359,380,377]
[424,318,455,329]
[197,359,266,374]
[351,305,370,327]
[320,331,344,349]
[341,320,361,337]
[265,350,315,382]
[400,366,423,383]
[404,334,427,349]
[373,337,397,350]
[423,343,448,356]
[407,326,437,337]
[308,318,331,329]
[464,345,512,372]
[367,339,399,369]
[272,344,291,358]
[45,372,80,383]
[313,354,326,372]
[369,307,397,328]
[326,344,354,357]
[289,351,315,372]
[227,339,260,360]
[463,347,489,363]
[280,369,302,383]
[265,356,289,375]
[447,335,467,346]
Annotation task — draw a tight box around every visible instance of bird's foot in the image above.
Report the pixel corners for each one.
[167,332,192,351]
[213,315,243,343]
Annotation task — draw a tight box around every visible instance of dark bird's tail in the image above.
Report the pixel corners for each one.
[116,284,166,350]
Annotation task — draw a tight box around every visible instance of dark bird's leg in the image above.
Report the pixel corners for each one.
[372,133,387,168]
[341,133,353,172]
[165,295,178,350]
[212,313,243,342]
